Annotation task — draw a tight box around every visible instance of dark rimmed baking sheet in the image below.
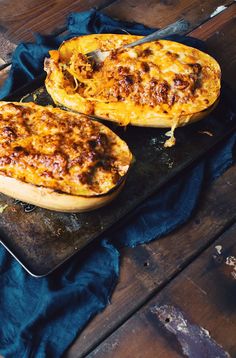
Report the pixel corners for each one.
[0,79,235,276]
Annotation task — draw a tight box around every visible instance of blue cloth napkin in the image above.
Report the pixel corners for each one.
[0,9,235,358]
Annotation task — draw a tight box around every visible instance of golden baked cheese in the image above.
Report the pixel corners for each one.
[0,102,132,211]
[44,34,221,143]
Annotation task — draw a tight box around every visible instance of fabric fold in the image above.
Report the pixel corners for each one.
[0,240,119,357]
[0,9,235,358]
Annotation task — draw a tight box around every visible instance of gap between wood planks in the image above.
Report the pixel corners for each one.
[65,5,236,356]
[62,128,236,357]
[0,1,234,89]
[0,0,118,44]
[103,0,234,27]
[190,1,236,39]
[87,223,236,358]
[0,2,234,357]
[0,0,118,81]
[79,217,236,358]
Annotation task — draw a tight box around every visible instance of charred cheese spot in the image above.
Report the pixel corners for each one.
[140,62,150,73]
[140,48,153,57]
[0,102,132,196]
[173,74,190,90]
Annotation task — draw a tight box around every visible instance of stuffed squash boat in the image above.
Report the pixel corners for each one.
[44,34,221,146]
[0,102,132,212]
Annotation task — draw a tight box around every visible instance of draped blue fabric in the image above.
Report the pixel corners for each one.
[0,10,235,358]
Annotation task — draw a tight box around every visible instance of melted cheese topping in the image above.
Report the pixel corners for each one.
[45,34,221,128]
[0,102,132,196]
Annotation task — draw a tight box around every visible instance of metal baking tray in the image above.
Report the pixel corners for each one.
[0,77,235,276]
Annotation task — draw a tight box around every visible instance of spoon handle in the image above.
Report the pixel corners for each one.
[124,18,189,49]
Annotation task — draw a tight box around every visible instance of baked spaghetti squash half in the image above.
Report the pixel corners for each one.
[44,34,221,146]
[0,102,132,212]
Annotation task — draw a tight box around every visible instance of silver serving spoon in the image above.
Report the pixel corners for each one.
[86,18,189,65]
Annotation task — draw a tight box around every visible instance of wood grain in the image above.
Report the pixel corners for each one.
[104,0,233,30]
[1,2,235,92]
[66,158,236,357]
[0,66,11,88]
[191,3,236,90]
[1,1,235,90]
[190,2,236,40]
[0,0,117,88]
[0,0,117,43]
[88,223,236,357]
[0,1,235,356]
[65,4,236,357]
[0,33,16,62]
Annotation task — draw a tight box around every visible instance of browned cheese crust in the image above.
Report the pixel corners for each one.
[0,102,132,196]
[44,34,221,130]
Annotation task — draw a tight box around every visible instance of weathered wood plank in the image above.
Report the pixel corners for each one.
[0,33,16,62]
[190,1,236,40]
[88,223,236,358]
[65,4,236,357]
[0,65,11,88]
[191,3,236,90]
[0,0,117,88]
[104,0,233,30]
[66,158,236,358]
[1,2,235,92]
[0,0,117,44]
[0,0,232,59]
[1,1,235,91]
[0,1,235,355]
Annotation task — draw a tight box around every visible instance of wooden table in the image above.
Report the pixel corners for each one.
[0,1,236,357]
